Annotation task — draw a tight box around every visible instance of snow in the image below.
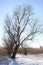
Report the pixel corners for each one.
[15,54,43,65]
[0,54,43,65]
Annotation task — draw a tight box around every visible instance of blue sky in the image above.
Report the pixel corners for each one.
[0,0,43,47]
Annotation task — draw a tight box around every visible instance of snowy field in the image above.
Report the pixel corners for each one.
[0,54,43,65]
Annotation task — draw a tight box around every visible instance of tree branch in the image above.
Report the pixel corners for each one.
[20,17,29,35]
[20,31,39,45]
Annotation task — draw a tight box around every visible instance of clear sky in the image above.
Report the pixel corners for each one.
[0,0,43,47]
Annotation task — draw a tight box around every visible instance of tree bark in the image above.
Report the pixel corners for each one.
[11,45,19,59]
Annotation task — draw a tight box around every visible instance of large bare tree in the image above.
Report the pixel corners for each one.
[3,5,42,59]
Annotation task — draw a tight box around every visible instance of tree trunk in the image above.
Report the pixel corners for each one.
[11,22,20,59]
[11,45,19,59]
[11,50,16,59]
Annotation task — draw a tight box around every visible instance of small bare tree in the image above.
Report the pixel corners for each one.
[3,4,42,59]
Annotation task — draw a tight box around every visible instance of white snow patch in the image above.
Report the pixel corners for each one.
[0,54,43,65]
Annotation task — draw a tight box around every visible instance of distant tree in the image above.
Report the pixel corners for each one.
[3,4,43,59]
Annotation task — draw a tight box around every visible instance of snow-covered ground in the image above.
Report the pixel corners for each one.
[0,54,43,65]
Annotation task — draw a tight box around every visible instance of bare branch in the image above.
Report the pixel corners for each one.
[20,6,26,23]
[20,31,39,45]
[20,17,29,35]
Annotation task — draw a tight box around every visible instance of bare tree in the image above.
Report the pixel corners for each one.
[3,4,42,59]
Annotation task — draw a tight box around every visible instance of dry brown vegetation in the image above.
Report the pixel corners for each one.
[0,48,7,56]
[0,47,43,56]
[17,48,43,54]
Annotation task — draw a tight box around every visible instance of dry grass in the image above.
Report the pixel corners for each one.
[0,47,43,56]
[18,48,43,54]
[0,48,7,56]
